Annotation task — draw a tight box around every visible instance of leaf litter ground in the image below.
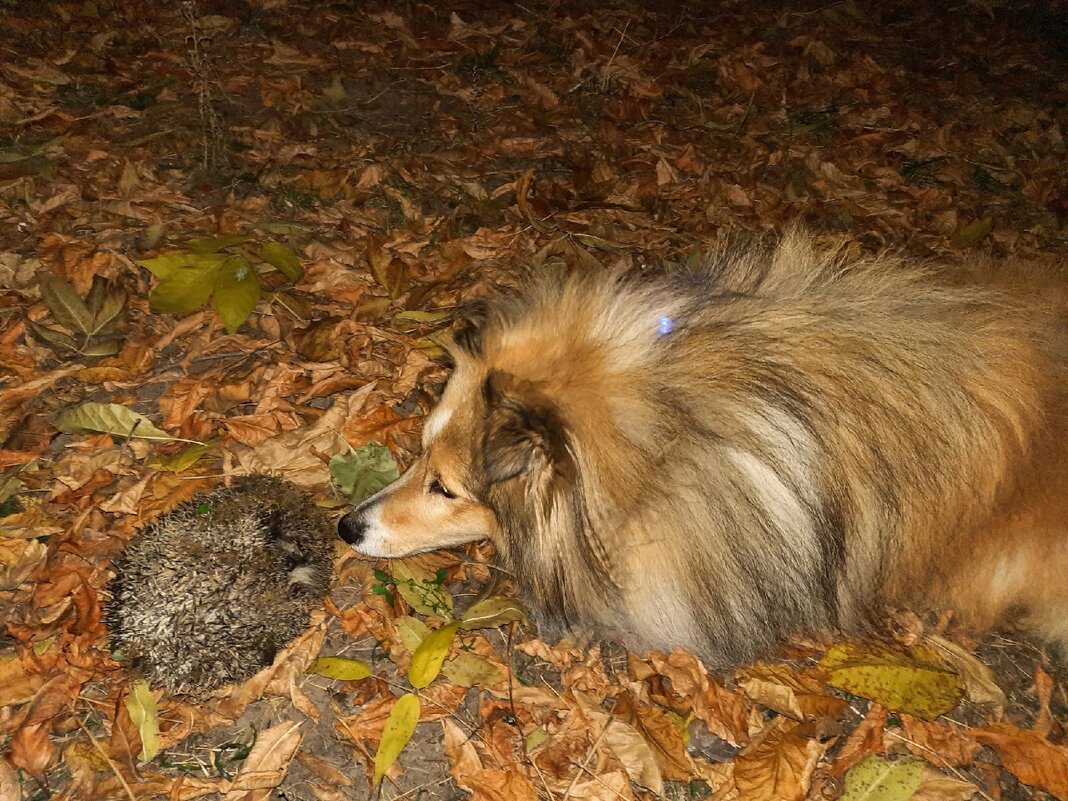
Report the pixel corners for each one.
[1,0,1067,800]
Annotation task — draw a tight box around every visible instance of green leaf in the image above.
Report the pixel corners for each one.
[392,561,453,620]
[820,641,963,720]
[408,621,461,689]
[840,755,925,801]
[212,256,261,334]
[950,217,992,249]
[329,441,400,505]
[26,320,78,351]
[146,441,211,472]
[56,402,174,441]
[460,596,529,631]
[308,656,372,681]
[149,263,220,314]
[185,233,252,253]
[39,273,94,334]
[374,693,420,786]
[258,242,303,282]
[125,680,161,762]
[442,651,504,687]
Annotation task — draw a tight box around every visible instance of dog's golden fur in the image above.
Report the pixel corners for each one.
[339,231,1068,664]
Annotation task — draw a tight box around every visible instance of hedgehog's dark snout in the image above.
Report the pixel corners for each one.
[338,510,367,546]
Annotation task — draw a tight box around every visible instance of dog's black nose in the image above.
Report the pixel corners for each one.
[338,511,367,546]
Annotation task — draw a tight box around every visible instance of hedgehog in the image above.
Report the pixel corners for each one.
[107,475,334,694]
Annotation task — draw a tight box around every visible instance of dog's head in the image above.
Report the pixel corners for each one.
[337,313,576,559]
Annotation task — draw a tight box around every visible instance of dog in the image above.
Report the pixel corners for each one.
[339,230,1068,664]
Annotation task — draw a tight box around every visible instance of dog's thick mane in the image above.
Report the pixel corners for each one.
[446,231,1062,662]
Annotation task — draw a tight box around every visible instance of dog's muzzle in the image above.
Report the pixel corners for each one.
[337,510,367,546]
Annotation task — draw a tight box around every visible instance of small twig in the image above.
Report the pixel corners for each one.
[884,729,995,801]
[733,91,756,138]
[73,713,139,801]
[561,715,613,801]
[600,18,631,93]
[567,759,633,801]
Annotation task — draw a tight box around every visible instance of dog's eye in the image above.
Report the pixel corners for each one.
[428,478,457,499]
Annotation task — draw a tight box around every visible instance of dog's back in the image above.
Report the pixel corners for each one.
[341,231,1068,663]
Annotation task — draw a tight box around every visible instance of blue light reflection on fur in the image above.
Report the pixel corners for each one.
[657,315,675,337]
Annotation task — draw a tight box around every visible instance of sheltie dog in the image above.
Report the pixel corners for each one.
[339,231,1068,664]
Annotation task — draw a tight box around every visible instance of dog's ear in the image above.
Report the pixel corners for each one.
[453,301,489,357]
[482,371,572,484]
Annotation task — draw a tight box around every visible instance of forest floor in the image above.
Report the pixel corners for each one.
[1,0,1067,799]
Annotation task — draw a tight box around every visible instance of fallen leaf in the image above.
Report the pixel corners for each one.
[222,719,303,801]
[373,693,420,786]
[308,657,372,681]
[733,720,822,801]
[972,722,1068,798]
[55,402,174,441]
[125,680,160,762]
[329,441,400,505]
[460,596,529,630]
[820,641,963,720]
[840,754,925,801]
[409,622,461,689]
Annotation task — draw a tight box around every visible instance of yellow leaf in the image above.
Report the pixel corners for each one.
[459,596,529,630]
[125,680,160,762]
[145,441,211,472]
[308,656,372,681]
[820,641,963,720]
[374,693,421,786]
[408,622,460,689]
[950,217,992,248]
[395,615,431,654]
[441,651,504,688]
[841,755,925,801]
[212,256,261,334]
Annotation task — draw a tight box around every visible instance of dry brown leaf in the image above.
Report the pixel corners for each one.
[926,635,1005,718]
[515,637,585,669]
[567,770,634,801]
[912,767,981,801]
[233,383,374,483]
[733,720,823,801]
[222,720,303,801]
[584,708,663,794]
[829,704,887,778]
[737,661,847,721]
[973,722,1068,798]
[611,692,693,782]
[1033,664,1054,738]
[899,716,980,767]
[644,650,751,746]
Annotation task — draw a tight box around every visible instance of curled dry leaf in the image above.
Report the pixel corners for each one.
[733,719,824,801]
[221,719,303,801]
[972,722,1068,799]
[925,635,1005,718]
